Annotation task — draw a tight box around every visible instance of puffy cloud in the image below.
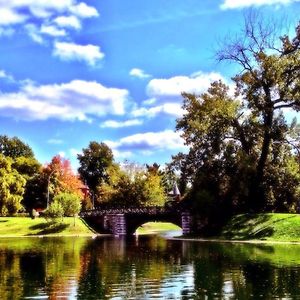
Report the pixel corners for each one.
[69,2,99,18]
[0,79,130,121]
[132,71,230,119]
[100,119,143,128]
[132,103,184,118]
[53,42,104,66]
[0,8,27,25]
[220,0,299,9]
[25,24,44,43]
[0,1,99,44]
[40,25,66,37]
[129,68,151,79]
[105,130,186,152]
[54,15,81,29]
[147,71,225,99]
[0,69,14,81]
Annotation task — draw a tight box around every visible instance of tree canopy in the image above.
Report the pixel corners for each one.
[0,135,34,159]
[174,17,300,230]
[77,142,114,194]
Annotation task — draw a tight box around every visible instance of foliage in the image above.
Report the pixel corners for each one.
[174,17,300,227]
[77,141,114,195]
[98,162,167,207]
[0,154,26,215]
[0,135,34,158]
[53,192,81,217]
[45,155,84,198]
[12,156,41,179]
[44,199,64,222]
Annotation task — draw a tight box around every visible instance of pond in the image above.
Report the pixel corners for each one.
[1,234,300,299]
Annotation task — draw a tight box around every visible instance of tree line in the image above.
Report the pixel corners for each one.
[0,136,170,217]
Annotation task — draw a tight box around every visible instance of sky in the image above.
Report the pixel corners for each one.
[0,0,299,169]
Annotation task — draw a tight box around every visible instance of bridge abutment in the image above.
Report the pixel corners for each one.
[181,212,192,235]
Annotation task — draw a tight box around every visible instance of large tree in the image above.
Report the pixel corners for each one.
[77,142,114,195]
[0,135,34,158]
[0,154,26,215]
[176,18,300,218]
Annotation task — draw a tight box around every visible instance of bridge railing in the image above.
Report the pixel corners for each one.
[80,206,183,217]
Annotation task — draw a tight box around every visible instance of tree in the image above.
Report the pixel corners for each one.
[77,142,114,195]
[0,154,26,215]
[216,15,300,210]
[98,162,167,207]
[175,17,300,220]
[0,135,34,158]
[53,192,81,225]
[45,155,83,198]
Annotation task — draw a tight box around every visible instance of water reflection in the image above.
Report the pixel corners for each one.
[1,237,300,299]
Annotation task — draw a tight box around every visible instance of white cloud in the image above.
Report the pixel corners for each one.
[129,68,151,79]
[0,79,130,121]
[54,15,81,29]
[0,8,27,25]
[53,42,104,66]
[70,2,99,18]
[0,69,14,81]
[0,1,99,43]
[105,130,186,152]
[132,103,184,118]
[100,119,143,128]
[131,71,231,119]
[41,25,66,37]
[147,71,226,99]
[24,24,44,44]
[220,0,299,9]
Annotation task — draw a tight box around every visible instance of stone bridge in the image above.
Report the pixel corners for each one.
[80,206,192,236]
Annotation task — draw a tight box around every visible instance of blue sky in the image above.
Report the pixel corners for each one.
[0,0,299,169]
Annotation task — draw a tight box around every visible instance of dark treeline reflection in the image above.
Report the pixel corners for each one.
[0,237,300,299]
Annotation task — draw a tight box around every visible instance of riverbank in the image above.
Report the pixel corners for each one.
[0,217,96,237]
[179,213,300,243]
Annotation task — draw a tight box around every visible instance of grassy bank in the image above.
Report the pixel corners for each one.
[137,222,181,235]
[0,217,95,237]
[219,213,300,242]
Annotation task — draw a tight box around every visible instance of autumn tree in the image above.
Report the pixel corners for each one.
[45,155,83,203]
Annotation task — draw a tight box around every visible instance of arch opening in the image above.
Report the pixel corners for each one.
[135,222,182,236]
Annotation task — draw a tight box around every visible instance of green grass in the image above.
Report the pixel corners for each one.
[136,222,181,235]
[0,217,95,237]
[220,213,300,242]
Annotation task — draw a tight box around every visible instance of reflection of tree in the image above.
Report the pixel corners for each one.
[3,236,300,298]
[77,252,106,300]
[20,253,46,297]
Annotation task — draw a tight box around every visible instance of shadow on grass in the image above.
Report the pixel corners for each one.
[0,220,8,223]
[28,222,70,235]
[222,214,275,240]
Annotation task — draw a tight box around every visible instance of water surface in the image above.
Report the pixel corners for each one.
[1,235,300,299]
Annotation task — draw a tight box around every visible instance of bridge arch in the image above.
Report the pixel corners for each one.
[125,213,183,235]
[81,207,192,236]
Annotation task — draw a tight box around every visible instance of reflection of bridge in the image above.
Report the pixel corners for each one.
[80,206,192,236]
